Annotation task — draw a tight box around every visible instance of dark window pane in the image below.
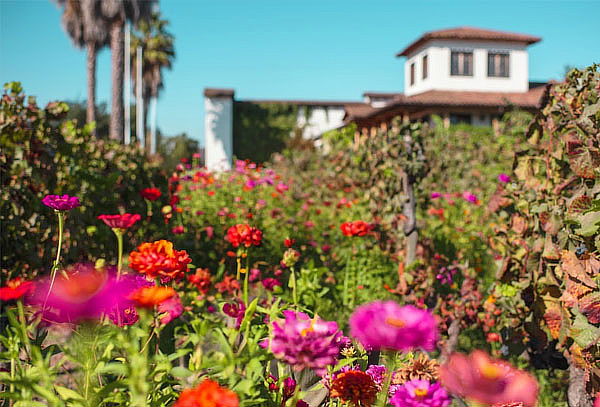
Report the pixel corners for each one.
[422,55,428,79]
[488,53,509,77]
[451,52,459,75]
[450,114,471,125]
[451,51,473,76]
[410,63,415,85]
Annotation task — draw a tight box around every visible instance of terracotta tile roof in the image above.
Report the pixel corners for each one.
[204,88,235,97]
[344,103,378,120]
[397,26,542,57]
[348,85,549,121]
[242,99,363,107]
[363,91,403,98]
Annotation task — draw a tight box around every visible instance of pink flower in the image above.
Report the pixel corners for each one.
[157,294,183,324]
[390,380,450,407]
[365,365,387,389]
[498,173,511,183]
[263,310,344,375]
[439,351,538,407]
[430,192,442,199]
[172,225,185,234]
[223,300,246,329]
[462,192,478,203]
[262,278,281,291]
[349,301,438,351]
[249,268,262,282]
[98,213,141,230]
[42,194,81,211]
[276,182,289,193]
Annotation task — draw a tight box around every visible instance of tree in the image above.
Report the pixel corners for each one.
[130,11,175,153]
[157,132,199,171]
[55,0,108,137]
[101,0,153,142]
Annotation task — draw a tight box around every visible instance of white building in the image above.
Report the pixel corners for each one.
[204,27,547,169]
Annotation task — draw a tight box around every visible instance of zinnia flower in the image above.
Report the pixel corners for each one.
[439,351,539,407]
[129,286,176,308]
[262,277,281,291]
[223,300,246,329]
[225,224,263,248]
[140,187,162,201]
[42,194,81,211]
[0,278,34,301]
[281,249,300,268]
[498,173,511,183]
[365,365,387,389]
[389,379,451,407]
[349,301,438,352]
[215,275,240,294]
[107,273,154,326]
[330,370,378,407]
[187,268,212,295]
[129,240,192,281]
[157,294,183,324]
[174,379,239,407]
[340,221,372,237]
[27,263,126,323]
[98,213,141,230]
[264,310,344,375]
[461,192,478,204]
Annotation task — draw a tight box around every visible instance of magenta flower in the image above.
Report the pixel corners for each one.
[42,194,81,211]
[157,294,183,324]
[462,192,478,203]
[498,173,511,183]
[263,310,344,375]
[28,263,139,324]
[223,300,246,329]
[349,301,438,351]
[108,273,154,326]
[430,192,442,199]
[365,365,387,389]
[390,380,451,407]
[282,377,297,401]
[98,213,141,230]
[262,277,282,291]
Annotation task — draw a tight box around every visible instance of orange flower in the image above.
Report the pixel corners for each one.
[174,379,239,407]
[129,240,192,281]
[330,370,378,407]
[0,278,34,301]
[129,286,176,308]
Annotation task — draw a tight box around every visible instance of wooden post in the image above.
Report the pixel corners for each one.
[443,113,450,129]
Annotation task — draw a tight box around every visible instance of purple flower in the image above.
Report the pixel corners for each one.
[107,273,154,326]
[461,192,478,204]
[498,173,511,183]
[262,277,282,291]
[282,377,296,401]
[157,294,183,324]
[42,194,81,211]
[389,380,451,407]
[366,365,387,389]
[263,310,344,375]
[349,301,438,352]
[430,192,442,199]
[223,300,246,329]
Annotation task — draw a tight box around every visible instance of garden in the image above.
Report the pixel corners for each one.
[1,64,599,407]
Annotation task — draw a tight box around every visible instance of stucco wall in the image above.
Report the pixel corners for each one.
[404,40,530,96]
[296,106,346,140]
[204,96,233,171]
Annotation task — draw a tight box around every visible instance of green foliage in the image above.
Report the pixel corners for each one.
[157,132,200,171]
[0,82,168,277]
[233,102,299,163]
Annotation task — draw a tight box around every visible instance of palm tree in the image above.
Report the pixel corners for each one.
[130,11,175,153]
[55,0,108,137]
[101,0,153,142]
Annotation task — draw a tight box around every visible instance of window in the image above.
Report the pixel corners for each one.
[422,54,428,79]
[450,51,473,76]
[450,114,472,125]
[488,52,510,77]
[410,63,415,85]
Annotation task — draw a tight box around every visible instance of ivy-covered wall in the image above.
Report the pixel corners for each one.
[232,101,299,163]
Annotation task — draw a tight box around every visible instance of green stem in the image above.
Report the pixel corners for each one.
[47,211,64,298]
[114,229,124,279]
[243,265,249,307]
[377,350,397,407]
[290,267,298,309]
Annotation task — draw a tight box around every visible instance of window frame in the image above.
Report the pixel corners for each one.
[450,50,474,77]
[487,52,510,78]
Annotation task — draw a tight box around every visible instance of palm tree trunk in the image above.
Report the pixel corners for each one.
[149,96,157,154]
[86,42,97,137]
[109,18,124,142]
[143,95,150,152]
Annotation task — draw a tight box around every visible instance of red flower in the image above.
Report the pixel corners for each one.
[284,238,296,248]
[174,379,238,407]
[172,225,185,234]
[98,213,141,229]
[486,332,501,343]
[225,224,262,248]
[215,275,240,295]
[129,240,192,281]
[340,221,372,237]
[188,268,212,295]
[0,278,34,301]
[140,188,162,201]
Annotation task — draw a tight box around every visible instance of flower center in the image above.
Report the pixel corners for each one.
[481,363,503,380]
[414,388,428,398]
[385,317,405,328]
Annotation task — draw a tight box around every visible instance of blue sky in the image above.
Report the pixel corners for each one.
[1,0,599,145]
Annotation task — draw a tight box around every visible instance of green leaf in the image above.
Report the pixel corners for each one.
[54,386,84,402]
[570,310,600,348]
[170,366,193,378]
[575,211,600,236]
